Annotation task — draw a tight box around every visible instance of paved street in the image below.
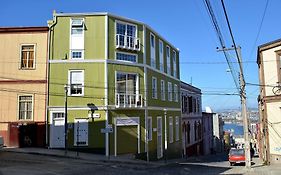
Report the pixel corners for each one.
[0,150,279,175]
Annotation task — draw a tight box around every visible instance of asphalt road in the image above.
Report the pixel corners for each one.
[0,151,259,175]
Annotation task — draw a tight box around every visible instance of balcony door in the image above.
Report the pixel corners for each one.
[116,72,139,107]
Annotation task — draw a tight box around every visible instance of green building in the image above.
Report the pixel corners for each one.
[47,11,181,160]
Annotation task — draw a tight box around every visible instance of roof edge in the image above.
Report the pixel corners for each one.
[0,26,49,33]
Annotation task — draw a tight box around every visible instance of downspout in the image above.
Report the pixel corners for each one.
[45,10,57,147]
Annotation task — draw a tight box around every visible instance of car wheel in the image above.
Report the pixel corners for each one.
[230,162,234,166]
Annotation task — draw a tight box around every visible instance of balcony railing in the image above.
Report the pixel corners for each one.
[116,93,143,108]
[116,34,140,51]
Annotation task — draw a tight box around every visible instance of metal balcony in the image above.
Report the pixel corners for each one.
[115,93,143,108]
[116,34,140,51]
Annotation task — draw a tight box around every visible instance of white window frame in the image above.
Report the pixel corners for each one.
[152,77,157,99]
[174,84,178,102]
[147,117,152,141]
[18,95,33,120]
[150,33,156,68]
[160,80,165,101]
[173,50,177,77]
[68,70,84,96]
[168,82,173,101]
[19,44,36,70]
[175,116,180,141]
[166,46,171,75]
[169,116,174,143]
[159,40,164,72]
[115,20,139,50]
[70,18,85,60]
[115,51,138,63]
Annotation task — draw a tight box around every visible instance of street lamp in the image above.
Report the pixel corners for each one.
[64,84,68,155]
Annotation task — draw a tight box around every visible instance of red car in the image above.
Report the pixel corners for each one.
[229,148,245,166]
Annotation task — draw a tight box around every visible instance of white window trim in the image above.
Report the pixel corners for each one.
[174,84,178,102]
[147,117,152,141]
[71,49,84,60]
[159,39,164,72]
[115,71,140,98]
[172,50,177,77]
[175,116,180,141]
[115,20,138,49]
[115,51,138,63]
[150,33,156,68]
[19,44,36,70]
[70,18,85,60]
[161,80,165,101]
[169,116,174,143]
[18,94,34,121]
[168,82,172,102]
[152,77,157,99]
[68,70,85,96]
[166,46,171,75]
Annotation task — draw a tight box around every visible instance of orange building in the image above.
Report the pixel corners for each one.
[0,27,48,147]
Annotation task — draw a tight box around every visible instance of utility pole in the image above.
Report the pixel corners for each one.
[217,46,251,168]
[164,108,167,163]
[64,84,68,155]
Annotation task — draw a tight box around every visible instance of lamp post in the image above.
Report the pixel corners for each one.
[64,84,68,155]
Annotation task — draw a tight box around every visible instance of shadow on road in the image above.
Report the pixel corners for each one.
[183,152,229,163]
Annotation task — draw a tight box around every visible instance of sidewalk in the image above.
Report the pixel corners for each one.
[3,147,181,166]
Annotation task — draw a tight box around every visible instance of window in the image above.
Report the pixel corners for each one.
[187,122,190,144]
[194,121,197,141]
[152,77,157,99]
[53,112,65,119]
[147,117,152,141]
[71,19,84,59]
[159,40,164,72]
[150,33,156,68]
[168,82,173,101]
[116,22,139,50]
[169,117,173,143]
[116,52,137,62]
[188,96,193,113]
[174,84,178,102]
[173,50,177,77]
[175,116,179,141]
[19,96,33,120]
[69,70,84,96]
[160,80,165,101]
[116,72,139,107]
[71,19,84,35]
[71,50,83,59]
[21,45,35,69]
[166,46,171,75]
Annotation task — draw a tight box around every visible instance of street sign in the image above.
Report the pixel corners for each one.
[101,127,113,133]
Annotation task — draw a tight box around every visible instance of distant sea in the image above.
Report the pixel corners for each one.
[223,123,244,136]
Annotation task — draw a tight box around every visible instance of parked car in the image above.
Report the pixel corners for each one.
[0,136,3,148]
[229,148,245,166]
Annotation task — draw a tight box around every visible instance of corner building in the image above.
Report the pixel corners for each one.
[48,12,181,159]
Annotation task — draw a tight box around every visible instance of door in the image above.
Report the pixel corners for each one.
[74,119,88,146]
[157,117,163,159]
[50,112,65,148]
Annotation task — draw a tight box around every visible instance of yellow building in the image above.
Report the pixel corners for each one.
[0,27,48,147]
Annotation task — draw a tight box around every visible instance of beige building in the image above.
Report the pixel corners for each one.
[0,27,48,147]
[257,39,281,164]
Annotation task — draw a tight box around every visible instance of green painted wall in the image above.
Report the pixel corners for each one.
[107,16,144,63]
[49,63,105,107]
[51,15,105,60]
[107,64,145,106]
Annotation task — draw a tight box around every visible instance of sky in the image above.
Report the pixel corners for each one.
[1,0,280,112]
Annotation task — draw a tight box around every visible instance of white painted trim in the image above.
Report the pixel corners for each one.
[69,18,85,60]
[159,39,164,72]
[115,51,138,63]
[150,32,156,69]
[161,79,166,101]
[147,106,181,111]
[19,44,37,70]
[107,59,144,67]
[143,25,148,154]
[152,76,157,99]
[49,59,106,63]
[49,110,65,148]
[48,106,107,111]
[17,94,34,121]
[169,116,174,143]
[105,14,109,157]
[68,69,85,96]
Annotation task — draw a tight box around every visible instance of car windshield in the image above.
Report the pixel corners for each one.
[229,149,244,156]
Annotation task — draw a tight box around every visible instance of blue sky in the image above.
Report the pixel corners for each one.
[1,0,280,112]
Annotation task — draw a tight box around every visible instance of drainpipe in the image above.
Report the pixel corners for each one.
[45,10,57,147]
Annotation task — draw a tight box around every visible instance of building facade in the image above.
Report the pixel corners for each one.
[213,114,224,153]
[0,27,49,147]
[257,39,281,164]
[181,82,203,156]
[47,11,181,159]
[202,112,214,155]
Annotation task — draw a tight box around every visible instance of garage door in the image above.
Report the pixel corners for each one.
[117,125,138,154]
